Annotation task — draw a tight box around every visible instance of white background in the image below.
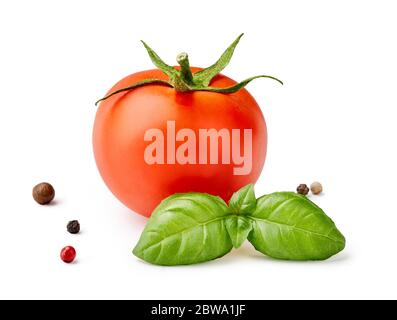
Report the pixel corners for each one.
[0,0,396,300]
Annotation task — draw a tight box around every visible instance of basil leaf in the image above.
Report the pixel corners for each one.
[247,192,346,260]
[229,184,256,215]
[225,216,253,248]
[133,193,233,265]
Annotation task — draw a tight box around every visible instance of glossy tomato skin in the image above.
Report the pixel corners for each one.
[93,68,267,217]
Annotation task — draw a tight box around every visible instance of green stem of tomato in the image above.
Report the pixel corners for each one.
[95,35,283,105]
[176,52,194,85]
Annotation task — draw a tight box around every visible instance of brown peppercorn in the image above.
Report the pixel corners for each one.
[67,220,80,234]
[296,184,309,195]
[310,181,323,195]
[32,182,55,205]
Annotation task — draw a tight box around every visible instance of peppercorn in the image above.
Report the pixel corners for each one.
[297,184,309,195]
[60,246,76,263]
[32,182,55,205]
[67,220,80,234]
[310,181,323,195]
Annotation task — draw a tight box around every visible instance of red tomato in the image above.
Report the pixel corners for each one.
[93,68,267,217]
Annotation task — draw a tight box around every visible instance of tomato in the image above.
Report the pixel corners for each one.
[93,68,266,217]
[93,35,282,217]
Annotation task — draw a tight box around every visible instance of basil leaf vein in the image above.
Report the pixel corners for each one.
[133,193,233,266]
[247,192,346,260]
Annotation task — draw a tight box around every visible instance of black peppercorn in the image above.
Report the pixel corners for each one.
[32,182,55,205]
[67,220,80,234]
[297,184,309,195]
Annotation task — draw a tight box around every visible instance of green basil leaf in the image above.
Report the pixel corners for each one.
[225,216,253,248]
[229,184,256,215]
[247,192,346,261]
[133,193,233,265]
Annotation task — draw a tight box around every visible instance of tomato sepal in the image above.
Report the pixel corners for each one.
[95,34,283,106]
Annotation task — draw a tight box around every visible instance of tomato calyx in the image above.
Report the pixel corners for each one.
[95,34,283,106]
